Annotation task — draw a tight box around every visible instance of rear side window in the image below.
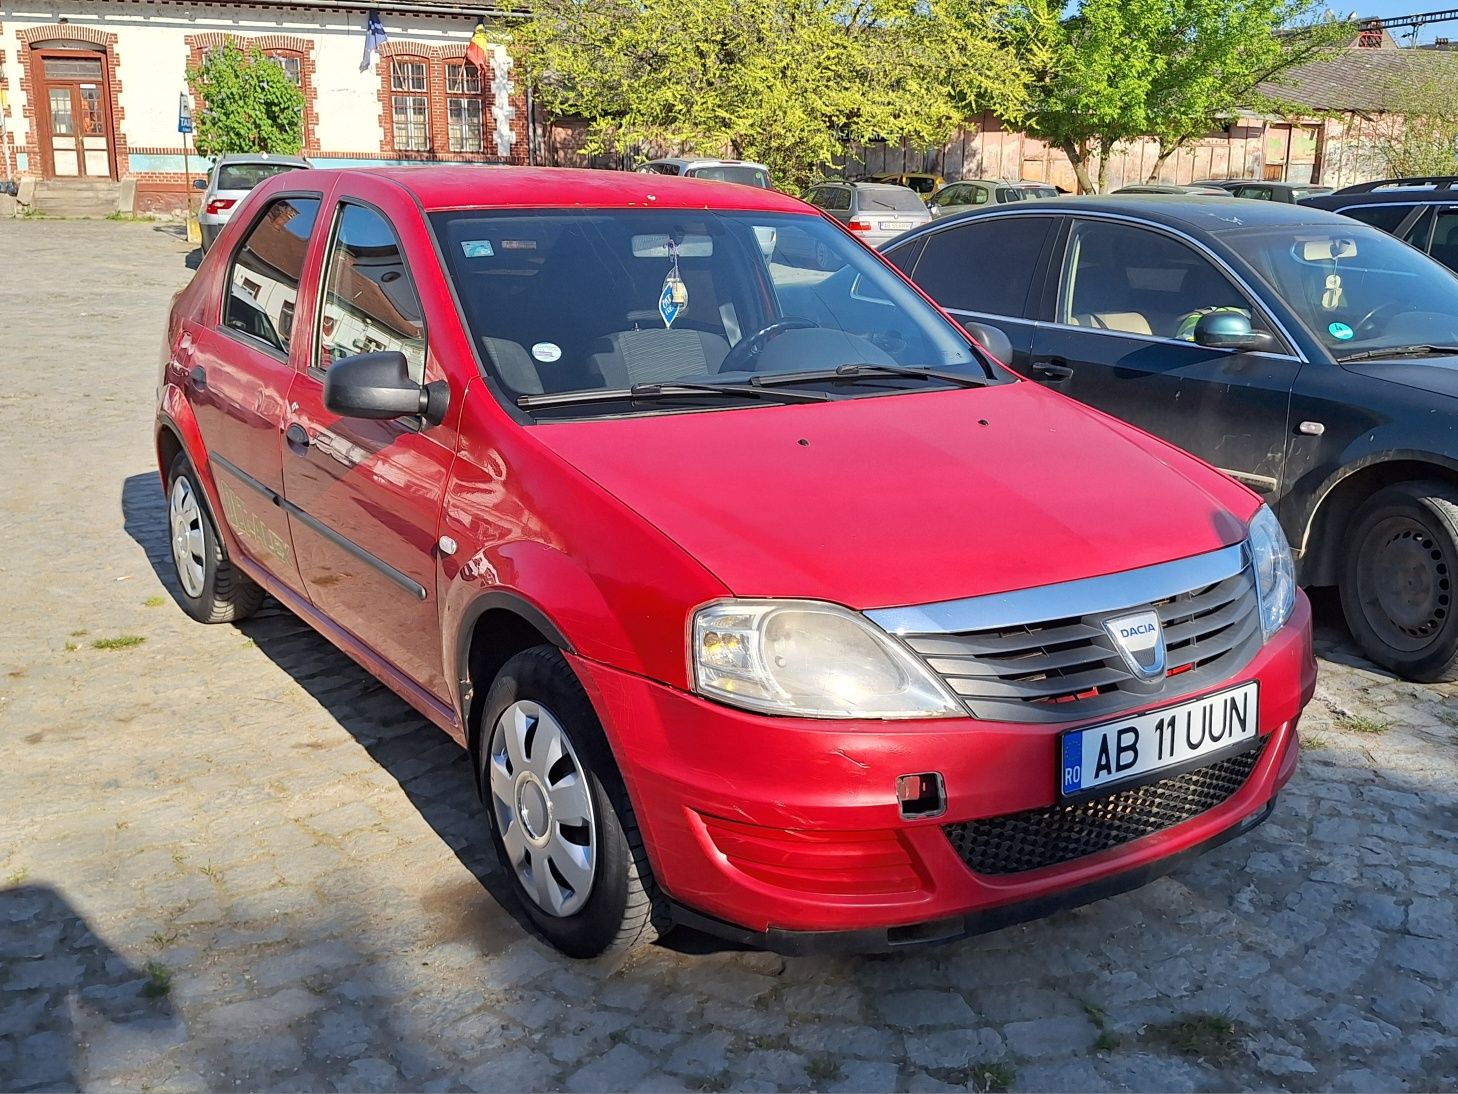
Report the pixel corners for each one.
[223,196,320,355]
[1339,204,1415,236]
[910,216,1053,317]
[316,203,427,381]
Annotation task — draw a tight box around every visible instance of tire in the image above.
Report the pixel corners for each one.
[166,453,264,624]
[1340,480,1458,682]
[476,645,667,958]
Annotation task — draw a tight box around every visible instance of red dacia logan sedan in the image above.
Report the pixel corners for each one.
[155,167,1316,957]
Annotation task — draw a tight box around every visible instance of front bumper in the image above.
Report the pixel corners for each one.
[571,593,1314,946]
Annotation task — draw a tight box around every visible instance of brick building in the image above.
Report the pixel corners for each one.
[0,0,531,215]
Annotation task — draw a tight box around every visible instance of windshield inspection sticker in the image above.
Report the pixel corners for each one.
[461,240,495,258]
[531,342,562,363]
[1328,322,1355,341]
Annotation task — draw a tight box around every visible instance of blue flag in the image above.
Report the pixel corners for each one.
[360,10,388,71]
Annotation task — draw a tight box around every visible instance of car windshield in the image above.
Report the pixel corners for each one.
[688,165,771,189]
[858,187,926,212]
[1222,224,1458,358]
[430,208,991,417]
[217,162,304,190]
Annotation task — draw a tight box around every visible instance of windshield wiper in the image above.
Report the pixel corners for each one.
[517,380,831,410]
[1337,344,1458,362]
[750,362,993,389]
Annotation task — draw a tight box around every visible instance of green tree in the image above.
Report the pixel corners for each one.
[186,41,305,159]
[512,0,1022,191]
[1362,64,1458,178]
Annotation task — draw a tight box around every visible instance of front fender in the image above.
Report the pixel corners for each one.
[1289,445,1458,558]
[155,391,227,527]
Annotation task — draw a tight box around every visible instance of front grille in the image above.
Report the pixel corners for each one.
[901,569,1263,724]
[943,737,1267,876]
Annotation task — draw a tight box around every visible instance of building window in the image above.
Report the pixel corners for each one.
[390,60,429,152]
[445,63,484,153]
[268,52,302,86]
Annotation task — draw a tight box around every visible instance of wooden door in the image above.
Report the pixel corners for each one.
[37,52,114,179]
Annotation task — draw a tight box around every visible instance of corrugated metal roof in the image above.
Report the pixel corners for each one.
[1257,45,1458,112]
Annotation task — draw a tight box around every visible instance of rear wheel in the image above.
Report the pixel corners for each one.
[166,454,264,624]
[1340,480,1458,681]
[477,646,666,958]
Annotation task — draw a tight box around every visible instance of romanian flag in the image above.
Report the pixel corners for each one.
[465,23,490,76]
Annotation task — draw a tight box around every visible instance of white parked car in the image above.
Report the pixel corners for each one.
[196,153,311,251]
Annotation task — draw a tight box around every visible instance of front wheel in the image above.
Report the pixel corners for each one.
[477,646,667,957]
[1340,480,1458,681]
[166,453,264,624]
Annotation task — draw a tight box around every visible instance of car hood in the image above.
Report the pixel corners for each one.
[542,383,1257,610]
[1343,356,1458,399]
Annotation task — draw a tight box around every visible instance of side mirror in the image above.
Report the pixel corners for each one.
[962,321,1014,366]
[323,351,449,426]
[1192,310,1274,352]
[927,202,942,217]
[192,178,207,190]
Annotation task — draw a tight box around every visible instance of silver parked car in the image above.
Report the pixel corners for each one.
[634,158,773,189]
[196,153,311,251]
[803,181,931,247]
[927,178,1060,217]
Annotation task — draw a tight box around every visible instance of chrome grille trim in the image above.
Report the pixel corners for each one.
[866,543,1248,636]
[870,544,1262,724]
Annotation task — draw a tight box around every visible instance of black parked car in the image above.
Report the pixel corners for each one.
[1302,177,1458,275]
[884,196,1458,681]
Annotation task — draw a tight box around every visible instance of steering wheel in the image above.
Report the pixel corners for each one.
[1353,300,1409,338]
[720,317,818,373]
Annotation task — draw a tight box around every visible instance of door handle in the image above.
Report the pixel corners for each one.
[187,365,207,391]
[285,423,311,449]
[1030,360,1074,382]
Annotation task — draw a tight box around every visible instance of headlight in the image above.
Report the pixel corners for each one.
[1248,504,1296,639]
[691,599,964,719]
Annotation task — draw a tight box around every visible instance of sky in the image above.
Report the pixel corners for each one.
[1328,1,1458,43]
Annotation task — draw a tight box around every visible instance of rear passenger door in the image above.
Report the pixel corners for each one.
[1428,206,1458,273]
[886,214,1056,373]
[279,184,461,707]
[1029,217,1300,495]
[186,191,324,599]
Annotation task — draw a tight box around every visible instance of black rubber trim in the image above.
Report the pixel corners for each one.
[668,796,1276,956]
[210,453,427,601]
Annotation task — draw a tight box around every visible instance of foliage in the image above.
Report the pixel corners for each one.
[1364,63,1458,178]
[186,41,305,159]
[997,0,1346,192]
[511,0,1024,191]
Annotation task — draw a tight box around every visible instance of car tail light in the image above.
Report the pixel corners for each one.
[205,198,236,216]
[848,217,874,232]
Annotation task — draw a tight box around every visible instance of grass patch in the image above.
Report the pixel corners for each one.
[1439,710,1458,729]
[1333,714,1389,735]
[142,961,172,998]
[1149,1012,1245,1065]
[5,867,29,886]
[143,595,166,608]
[687,1075,728,1094]
[69,629,88,638]
[747,1032,792,1051]
[63,641,78,652]
[92,635,146,651]
[199,863,221,881]
[7,669,24,679]
[969,1062,1016,1093]
[1094,1030,1122,1052]
[147,929,178,948]
[1302,733,1330,750]
[805,1054,843,1084]
[106,212,152,222]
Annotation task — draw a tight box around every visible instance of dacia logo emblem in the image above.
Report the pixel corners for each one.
[1104,610,1166,682]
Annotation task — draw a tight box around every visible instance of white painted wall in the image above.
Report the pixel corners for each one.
[0,1,513,172]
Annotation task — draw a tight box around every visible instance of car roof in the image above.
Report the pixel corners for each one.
[285,165,807,213]
[1303,186,1457,207]
[641,157,770,170]
[215,153,310,167]
[901,194,1360,235]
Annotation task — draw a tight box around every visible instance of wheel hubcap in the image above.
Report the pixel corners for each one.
[168,477,207,599]
[1361,515,1451,652]
[488,700,596,917]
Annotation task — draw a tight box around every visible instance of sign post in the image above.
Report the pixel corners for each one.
[178,92,199,244]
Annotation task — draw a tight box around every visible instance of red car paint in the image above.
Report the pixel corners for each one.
[156,166,1315,948]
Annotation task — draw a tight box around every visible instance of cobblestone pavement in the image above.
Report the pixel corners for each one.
[3,219,1458,1094]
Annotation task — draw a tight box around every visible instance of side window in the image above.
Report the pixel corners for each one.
[882,236,925,275]
[805,187,827,209]
[223,196,321,355]
[1059,220,1266,341]
[1236,185,1273,201]
[1401,207,1434,249]
[830,187,852,211]
[1339,204,1416,237]
[940,186,965,208]
[910,216,1053,317]
[971,186,989,206]
[316,203,427,382]
[1430,209,1458,269]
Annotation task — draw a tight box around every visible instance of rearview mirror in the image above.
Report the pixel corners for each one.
[963,321,1014,365]
[323,351,449,426]
[192,178,207,190]
[1192,311,1274,353]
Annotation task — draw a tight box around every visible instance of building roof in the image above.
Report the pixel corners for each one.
[144,0,526,17]
[1257,44,1458,112]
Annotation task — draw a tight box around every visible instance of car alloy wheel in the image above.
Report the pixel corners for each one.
[488,699,597,917]
[169,475,207,599]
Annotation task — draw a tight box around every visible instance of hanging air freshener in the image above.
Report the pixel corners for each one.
[659,238,689,328]
[1322,271,1344,310]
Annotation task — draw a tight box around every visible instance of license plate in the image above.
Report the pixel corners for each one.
[1059,682,1258,799]
[883,220,914,231]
